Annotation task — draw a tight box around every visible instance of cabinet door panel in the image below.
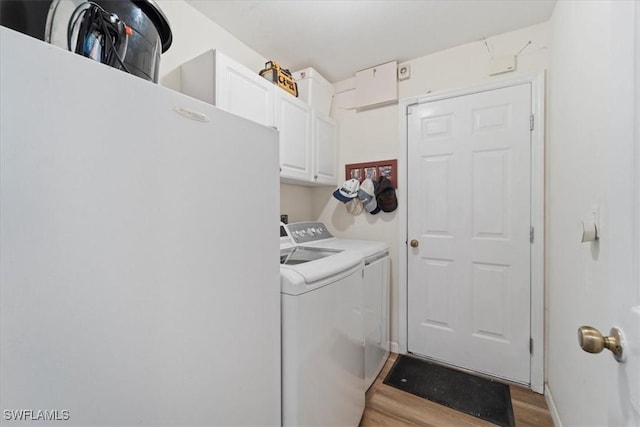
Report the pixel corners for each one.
[217,55,274,126]
[180,50,274,127]
[364,256,390,390]
[313,113,337,185]
[276,93,312,181]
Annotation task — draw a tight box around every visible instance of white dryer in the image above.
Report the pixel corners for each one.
[280,226,365,426]
[284,222,391,390]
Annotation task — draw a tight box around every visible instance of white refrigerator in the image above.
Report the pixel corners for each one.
[0,28,281,426]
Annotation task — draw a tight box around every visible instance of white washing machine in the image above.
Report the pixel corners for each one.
[284,222,391,390]
[280,225,365,426]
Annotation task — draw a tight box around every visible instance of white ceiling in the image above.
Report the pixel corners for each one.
[186,0,556,83]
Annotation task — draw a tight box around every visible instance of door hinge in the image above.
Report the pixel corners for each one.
[530,226,534,243]
[530,114,534,131]
[530,337,534,354]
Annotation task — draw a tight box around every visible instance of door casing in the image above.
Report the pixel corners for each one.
[397,72,546,393]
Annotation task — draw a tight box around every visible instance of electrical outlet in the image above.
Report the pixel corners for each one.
[280,214,288,224]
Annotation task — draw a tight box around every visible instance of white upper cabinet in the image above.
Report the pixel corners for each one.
[355,61,398,109]
[275,91,313,183]
[312,112,338,185]
[180,50,336,186]
[180,50,274,127]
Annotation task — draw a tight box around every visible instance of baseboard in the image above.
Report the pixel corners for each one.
[389,341,400,354]
[545,383,563,427]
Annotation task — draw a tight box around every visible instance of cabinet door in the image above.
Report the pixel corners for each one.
[354,60,398,109]
[364,256,390,390]
[313,112,338,185]
[216,53,274,126]
[180,50,274,127]
[381,256,390,354]
[275,92,312,182]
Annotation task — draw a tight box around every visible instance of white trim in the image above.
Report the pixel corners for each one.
[632,2,640,416]
[529,71,546,394]
[397,97,409,355]
[635,0,640,317]
[397,71,546,393]
[633,5,640,414]
[545,384,563,427]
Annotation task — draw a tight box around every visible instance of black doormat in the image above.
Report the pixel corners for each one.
[383,355,515,427]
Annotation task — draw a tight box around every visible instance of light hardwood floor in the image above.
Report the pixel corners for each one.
[360,353,554,427]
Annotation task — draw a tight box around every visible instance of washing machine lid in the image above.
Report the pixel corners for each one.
[304,238,389,259]
[280,246,342,265]
[283,222,389,259]
[280,249,363,295]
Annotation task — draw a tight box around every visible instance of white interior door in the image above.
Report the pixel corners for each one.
[605,2,640,424]
[407,84,532,384]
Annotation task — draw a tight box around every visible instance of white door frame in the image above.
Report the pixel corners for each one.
[632,2,640,418]
[397,71,546,393]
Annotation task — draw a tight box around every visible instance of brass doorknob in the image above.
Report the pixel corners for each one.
[410,239,419,248]
[578,326,624,362]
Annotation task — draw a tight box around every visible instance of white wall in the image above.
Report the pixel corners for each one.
[280,183,314,224]
[312,21,551,349]
[547,2,638,426]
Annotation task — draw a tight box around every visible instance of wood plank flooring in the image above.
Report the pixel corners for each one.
[360,353,554,427]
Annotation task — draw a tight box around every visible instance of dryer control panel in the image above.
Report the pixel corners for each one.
[285,222,334,244]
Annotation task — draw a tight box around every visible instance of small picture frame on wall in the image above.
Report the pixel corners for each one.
[379,165,392,179]
[345,159,397,188]
[364,167,377,181]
